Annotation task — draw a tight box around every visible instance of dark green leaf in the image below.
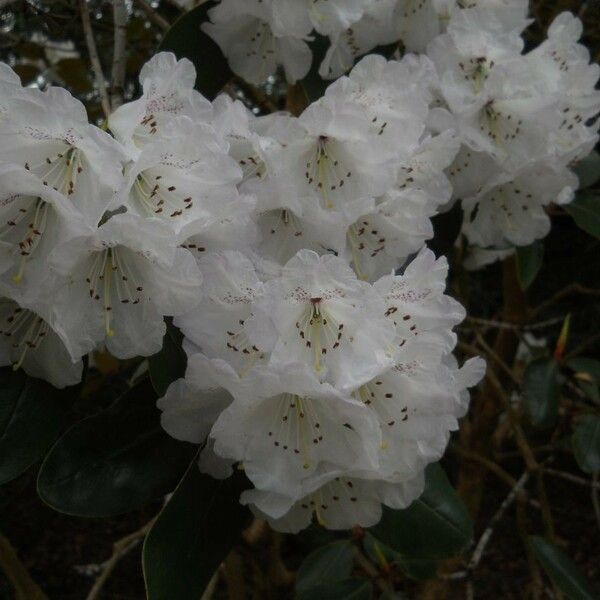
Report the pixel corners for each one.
[530,536,598,599]
[296,540,355,594]
[568,357,600,402]
[574,151,600,189]
[37,379,195,517]
[522,357,560,428]
[0,369,70,485]
[572,414,600,474]
[516,241,544,290]
[148,318,187,397]
[565,193,600,240]
[158,1,232,100]
[143,461,250,600]
[297,578,373,600]
[368,464,473,574]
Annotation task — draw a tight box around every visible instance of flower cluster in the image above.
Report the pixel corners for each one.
[0,3,596,531]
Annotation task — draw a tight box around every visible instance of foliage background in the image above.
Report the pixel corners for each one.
[0,1,599,599]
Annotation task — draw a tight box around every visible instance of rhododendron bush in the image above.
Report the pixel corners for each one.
[0,1,599,598]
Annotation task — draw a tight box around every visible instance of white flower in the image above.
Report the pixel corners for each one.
[0,164,87,301]
[204,356,382,499]
[0,86,126,226]
[318,0,399,79]
[246,250,396,390]
[202,0,313,85]
[242,471,425,532]
[0,295,84,388]
[461,162,577,247]
[395,0,455,53]
[324,54,431,159]
[175,251,265,373]
[0,63,21,117]
[373,248,466,364]
[116,117,243,234]
[50,213,203,360]
[263,91,397,229]
[354,356,486,479]
[108,52,213,156]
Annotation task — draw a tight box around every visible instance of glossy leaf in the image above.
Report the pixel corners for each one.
[572,414,600,474]
[296,540,355,594]
[522,357,560,429]
[565,193,600,240]
[158,1,232,100]
[530,536,598,599]
[516,241,544,290]
[573,150,600,189]
[143,461,250,600]
[148,318,187,397]
[297,578,373,600]
[368,464,473,572]
[37,379,195,517]
[0,369,70,485]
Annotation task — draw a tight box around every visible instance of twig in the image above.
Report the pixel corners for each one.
[110,0,128,110]
[474,330,521,388]
[532,283,600,317]
[592,473,600,533]
[465,316,564,331]
[0,530,48,600]
[79,0,111,118]
[564,331,600,361]
[134,0,170,31]
[469,471,530,571]
[223,550,246,600]
[85,519,156,600]
[543,468,600,489]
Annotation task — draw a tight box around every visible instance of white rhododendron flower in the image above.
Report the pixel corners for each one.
[0,296,83,389]
[2,1,598,534]
[50,214,203,360]
[202,0,313,85]
[108,52,212,155]
[0,87,126,226]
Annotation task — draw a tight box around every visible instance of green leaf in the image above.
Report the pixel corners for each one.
[565,193,600,240]
[368,463,473,577]
[568,357,600,402]
[522,357,561,429]
[143,461,250,600]
[572,414,600,474]
[297,579,373,600]
[530,536,598,599]
[0,369,70,485]
[573,150,600,189]
[37,379,195,517]
[516,240,544,290]
[148,318,187,397]
[296,540,355,594]
[158,1,232,100]
[362,532,437,581]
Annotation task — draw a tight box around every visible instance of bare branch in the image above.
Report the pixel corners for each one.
[85,519,155,600]
[79,0,111,118]
[111,0,128,110]
[135,0,170,31]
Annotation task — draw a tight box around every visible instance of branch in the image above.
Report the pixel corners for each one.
[0,530,48,600]
[110,0,128,110]
[85,519,155,600]
[134,0,170,31]
[79,0,111,118]
[532,283,600,317]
